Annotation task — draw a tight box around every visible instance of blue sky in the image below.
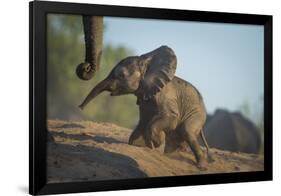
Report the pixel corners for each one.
[103,16,264,117]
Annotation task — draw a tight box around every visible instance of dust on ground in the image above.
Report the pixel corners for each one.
[47,120,264,183]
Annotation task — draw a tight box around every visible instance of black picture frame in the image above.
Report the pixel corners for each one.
[29,1,273,195]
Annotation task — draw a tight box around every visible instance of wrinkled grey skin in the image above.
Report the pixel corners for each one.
[76,16,103,80]
[79,46,213,169]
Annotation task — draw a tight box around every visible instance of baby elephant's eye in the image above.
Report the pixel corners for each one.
[118,70,129,79]
[118,73,125,79]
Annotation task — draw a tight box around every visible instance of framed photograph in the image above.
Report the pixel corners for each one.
[29,1,272,195]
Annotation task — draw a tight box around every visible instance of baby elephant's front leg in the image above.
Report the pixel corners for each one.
[145,115,177,152]
[128,126,146,147]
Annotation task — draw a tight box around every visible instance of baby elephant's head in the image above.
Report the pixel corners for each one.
[79,45,177,110]
[108,56,143,96]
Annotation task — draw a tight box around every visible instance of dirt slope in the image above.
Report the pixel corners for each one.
[47,120,264,183]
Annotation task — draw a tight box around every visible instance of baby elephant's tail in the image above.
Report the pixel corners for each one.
[200,129,215,162]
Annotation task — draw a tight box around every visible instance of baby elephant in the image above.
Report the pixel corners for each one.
[79,46,213,169]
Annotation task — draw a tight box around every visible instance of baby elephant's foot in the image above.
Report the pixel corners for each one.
[155,143,165,154]
[197,159,208,171]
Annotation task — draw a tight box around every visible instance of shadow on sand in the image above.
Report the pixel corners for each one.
[50,131,125,144]
[47,136,147,182]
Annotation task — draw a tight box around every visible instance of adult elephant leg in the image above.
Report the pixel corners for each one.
[76,16,103,80]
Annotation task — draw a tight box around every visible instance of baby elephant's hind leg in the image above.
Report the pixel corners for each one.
[182,123,208,170]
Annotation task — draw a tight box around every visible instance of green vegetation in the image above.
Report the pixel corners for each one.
[47,14,138,128]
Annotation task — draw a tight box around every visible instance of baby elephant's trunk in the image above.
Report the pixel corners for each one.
[79,78,109,110]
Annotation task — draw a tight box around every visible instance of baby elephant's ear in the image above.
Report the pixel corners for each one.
[138,46,177,100]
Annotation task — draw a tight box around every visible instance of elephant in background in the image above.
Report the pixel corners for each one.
[204,109,261,154]
[79,46,213,170]
[76,16,103,80]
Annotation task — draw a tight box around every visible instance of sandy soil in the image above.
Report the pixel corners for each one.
[47,120,264,183]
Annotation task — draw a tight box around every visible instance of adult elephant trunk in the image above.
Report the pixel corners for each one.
[76,16,103,80]
[78,78,110,110]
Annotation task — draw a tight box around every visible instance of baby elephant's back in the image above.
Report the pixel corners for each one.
[172,77,207,127]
